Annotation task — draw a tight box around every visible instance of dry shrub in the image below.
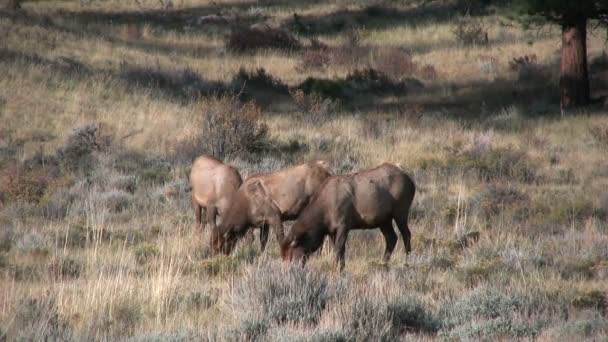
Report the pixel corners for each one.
[297,49,331,71]
[453,17,488,46]
[0,166,51,203]
[48,255,84,280]
[290,89,338,124]
[230,67,289,98]
[56,123,113,171]
[588,123,608,148]
[374,48,418,79]
[120,23,143,41]
[226,26,301,53]
[419,64,438,80]
[310,38,329,51]
[231,262,331,325]
[509,54,538,71]
[297,39,331,71]
[508,54,551,83]
[10,295,73,340]
[187,96,269,160]
[330,46,369,69]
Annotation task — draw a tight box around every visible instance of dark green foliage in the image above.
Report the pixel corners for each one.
[230,68,290,105]
[231,68,288,95]
[56,123,112,172]
[514,0,607,23]
[120,65,227,100]
[388,297,441,333]
[298,68,409,100]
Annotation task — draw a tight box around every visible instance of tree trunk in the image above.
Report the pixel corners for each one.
[560,17,590,111]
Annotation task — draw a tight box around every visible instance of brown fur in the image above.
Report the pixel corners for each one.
[189,155,243,231]
[281,163,415,270]
[212,160,332,254]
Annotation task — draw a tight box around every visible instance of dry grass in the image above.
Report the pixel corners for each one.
[1,0,608,340]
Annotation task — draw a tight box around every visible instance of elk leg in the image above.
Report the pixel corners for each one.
[194,205,203,229]
[268,215,285,244]
[259,224,270,252]
[192,195,203,230]
[334,227,349,271]
[379,223,398,262]
[206,206,218,232]
[395,216,412,254]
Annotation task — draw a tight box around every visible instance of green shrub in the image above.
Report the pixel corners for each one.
[11,295,73,340]
[542,311,608,339]
[387,296,440,333]
[196,255,241,276]
[572,289,606,311]
[48,256,84,280]
[114,151,172,185]
[232,262,331,325]
[114,298,143,337]
[56,123,112,172]
[307,329,349,342]
[559,258,596,280]
[298,68,408,100]
[344,296,394,341]
[134,242,160,265]
[230,67,288,96]
[219,318,268,342]
[15,231,50,256]
[439,286,542,339]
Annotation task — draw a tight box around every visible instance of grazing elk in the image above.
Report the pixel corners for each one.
[189,156,242,231]
[211,160,332,254]
[281,163,415,271]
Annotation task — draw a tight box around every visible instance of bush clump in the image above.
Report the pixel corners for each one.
[191,96,269,160]
[0,166,51,203]
[298,68,408,100]
[231,68,288,95]
[134,242,160,265]
[56,123,112,171]
[10,295,73,341]
[290,89,338,124]
[48,255,84,280]
[230,67,290,105]
[232,262,331,325]
[439,286,543,339]
[114,151,172,185]
[226,26,301,53]
[452,16,488,46]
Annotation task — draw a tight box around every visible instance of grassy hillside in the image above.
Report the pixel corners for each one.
[1,0,607,340]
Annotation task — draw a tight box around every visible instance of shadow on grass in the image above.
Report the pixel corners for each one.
[283,2,471,37]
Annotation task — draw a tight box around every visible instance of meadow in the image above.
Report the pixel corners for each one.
[1,0,608,340]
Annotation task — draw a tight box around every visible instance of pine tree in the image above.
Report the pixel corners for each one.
[516,1,608,110]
